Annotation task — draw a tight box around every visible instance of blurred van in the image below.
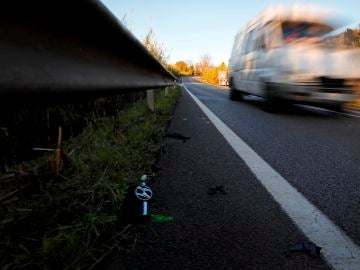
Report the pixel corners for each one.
[228,5,359,110]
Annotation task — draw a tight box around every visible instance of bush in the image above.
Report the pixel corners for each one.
[203,67,219,85]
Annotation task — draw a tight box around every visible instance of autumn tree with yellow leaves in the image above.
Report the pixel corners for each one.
[200,56,228,85]
[170,61,194,76]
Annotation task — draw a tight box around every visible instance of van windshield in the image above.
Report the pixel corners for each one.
[282,21,333,43]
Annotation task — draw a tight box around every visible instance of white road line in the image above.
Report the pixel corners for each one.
[183,84,360,270]
[298,105,360,119]
[332,110,360,119]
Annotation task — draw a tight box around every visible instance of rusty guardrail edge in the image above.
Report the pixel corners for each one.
[0,0,178,105]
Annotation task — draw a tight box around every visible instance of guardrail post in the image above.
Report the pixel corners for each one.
[147,89,155,112]
[165,87,169,96]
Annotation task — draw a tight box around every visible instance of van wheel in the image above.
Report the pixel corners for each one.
[229,88,243,101]
[263,83,281,112]
[228,77,243,101]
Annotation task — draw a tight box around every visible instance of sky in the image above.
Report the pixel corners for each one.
[101,0,360,66]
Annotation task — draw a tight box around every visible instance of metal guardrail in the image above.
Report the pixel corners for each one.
[0,0,177,106]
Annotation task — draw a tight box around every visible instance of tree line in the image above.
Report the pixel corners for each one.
[142,29,228,85]
[172,54,228,85]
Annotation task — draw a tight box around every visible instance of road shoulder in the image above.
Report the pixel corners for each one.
[107,88,330,270]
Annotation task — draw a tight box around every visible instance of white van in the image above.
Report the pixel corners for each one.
[228,5,359,110]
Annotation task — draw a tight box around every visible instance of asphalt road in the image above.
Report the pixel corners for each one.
[107,77,360,270]
[182,76,360,248]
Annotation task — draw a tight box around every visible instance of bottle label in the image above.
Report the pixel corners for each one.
[134,185,153,201]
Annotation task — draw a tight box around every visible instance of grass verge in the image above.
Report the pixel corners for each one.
[0,87,180,269]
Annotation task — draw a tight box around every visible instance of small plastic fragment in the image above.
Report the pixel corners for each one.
[285,240,322,258]
[165,132,190,142]
[152,214,174,223]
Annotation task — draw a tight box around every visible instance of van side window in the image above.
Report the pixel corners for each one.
[254,29,266,50]
[233,33,244,56]
[259,35,266,49]
[236,34,244,55]
[244,30,254,54]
